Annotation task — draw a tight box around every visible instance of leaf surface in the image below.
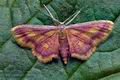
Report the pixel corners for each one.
[0,0,120,80]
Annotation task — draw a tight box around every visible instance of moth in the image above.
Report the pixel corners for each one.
[11,5,114,64]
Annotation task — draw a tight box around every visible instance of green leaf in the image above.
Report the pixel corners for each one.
[0,0,120,80]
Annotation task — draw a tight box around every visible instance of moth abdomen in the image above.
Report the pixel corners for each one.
[59,30,70,64]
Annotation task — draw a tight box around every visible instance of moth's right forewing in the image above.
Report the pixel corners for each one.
[11,25,60,63]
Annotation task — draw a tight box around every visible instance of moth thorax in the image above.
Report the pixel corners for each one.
[59,30,66,40]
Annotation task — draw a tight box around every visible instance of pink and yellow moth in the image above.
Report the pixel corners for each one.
[11,5,114,64]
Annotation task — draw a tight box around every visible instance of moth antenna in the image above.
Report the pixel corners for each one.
[61,11,79,24]
[43,4,62,24]
[65,10,81,25]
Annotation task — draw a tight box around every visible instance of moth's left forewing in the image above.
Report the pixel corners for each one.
[65,20,114,60]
